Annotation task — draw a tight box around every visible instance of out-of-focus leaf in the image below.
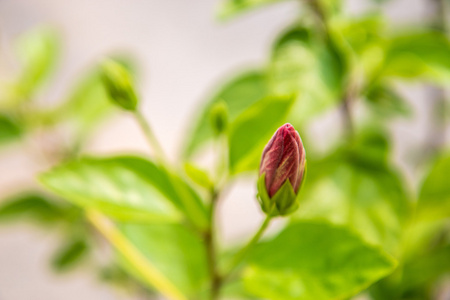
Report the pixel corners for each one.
[365,84,412,118]
[184,162,214,190]
[118,223,208,297]
[270,25,345,124]
[40,156,208,227]
[228,95,295,174]
[14,27,60,99]
[217,0,290,20]
[0,113,22,145]
[0,192,68,224]
[184,70,269,158]
[243,221,397,300]
[51,238,89,271]
[382,31,450,83]
[418,154,450,220]
[209,100,229,136]
[295,130,411,253]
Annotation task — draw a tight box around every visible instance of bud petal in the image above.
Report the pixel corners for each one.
[257,123,306,216]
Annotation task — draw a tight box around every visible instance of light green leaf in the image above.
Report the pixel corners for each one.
[0,113,22,145]
[118,223,208,297]
[184,162,214,190]
[228,95,295,174]
[184,70,269,158]
[217,0,290,20]
[269,25,345,124]
[14,27,60,98]
[243,221,397,300]
[418,154,450,220]
[382,31,450,83]
[40,156,208,226]
[295,131,411,254]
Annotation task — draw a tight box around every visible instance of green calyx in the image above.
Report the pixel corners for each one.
[257,173,299,217]
[101,58,138,111]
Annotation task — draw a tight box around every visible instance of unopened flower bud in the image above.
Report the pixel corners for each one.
[101,58,138,111]
[257,123,306,216]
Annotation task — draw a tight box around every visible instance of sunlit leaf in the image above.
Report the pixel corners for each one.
[118,223,208,297]
[418,154,450,220]
[184,162,214,190]
[243,221,397,300]
[228,95,295,174]
[184,70,269,158]
[217,0,291,20]
[270,25,345,125]
[40,156,208,227]
[14,27,60,99]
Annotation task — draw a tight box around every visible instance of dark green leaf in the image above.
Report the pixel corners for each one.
[40,156,208,228]
[184,70,269,158]
[0,192,68,224]
[52,238,89,271]
[228,95,295,174]
[0,113,22,145]
[118,223,208,297]
[243,221,397,300]
[365,84,412,118]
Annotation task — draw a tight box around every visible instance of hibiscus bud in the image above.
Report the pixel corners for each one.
[101,58,138,111]
[257,123,306,216]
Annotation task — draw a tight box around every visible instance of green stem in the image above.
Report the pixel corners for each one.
[134,110,167,162]
[223,214,273,280]
[205,189,221,300]
[87,210,187,300]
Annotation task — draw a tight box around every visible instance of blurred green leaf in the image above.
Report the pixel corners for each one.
[52,238,89,271]
[184,70,269,158]
[418,154,450,220]
[118,223,208,297]
[228,95,295,174]
[243,221,397,300]
[184,162,214,190]
[209,100,229,136]
[39,156,207,224]
[0,113,22,145]
[217,0,290,20]
[295,130,411,253]
[14,27,60,99]
[365,84,412,118]
[0,192,68,224]
[382,31,450,83]
[270,25,345,124]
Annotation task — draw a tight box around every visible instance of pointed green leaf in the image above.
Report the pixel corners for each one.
[243,221,397,300]
[184,162,214,190]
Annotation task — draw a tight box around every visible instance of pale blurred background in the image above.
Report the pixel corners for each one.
[0,0,439,299]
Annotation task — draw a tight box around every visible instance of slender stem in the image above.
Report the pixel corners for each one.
[134,110,167,162]
[222,214,273,281]
[87,210,187,300]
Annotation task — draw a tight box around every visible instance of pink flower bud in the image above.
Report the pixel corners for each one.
[259,123,306,198]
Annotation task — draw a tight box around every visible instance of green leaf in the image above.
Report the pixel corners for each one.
[14,27,60,98]
[217,0,290,20]
[118,223,208,297]
[184,162,214,190]
[228,95,295,174]
[209,100,229,135]
[40,156,208,227]
[184,70,269,158]
[51,238,89,271]
[365,83,412,118]
[269,25,345,124]
[243,221,397,300]
[382,31,450,83]
[418,154,450,220]
[295,131,411,254]
[0,192,68,224]
[0,113,22,145]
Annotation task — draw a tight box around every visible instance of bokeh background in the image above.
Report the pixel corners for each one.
[0,0,447,299]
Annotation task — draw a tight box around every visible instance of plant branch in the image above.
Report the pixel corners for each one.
[222,214,273,281]
[134,110,167,162]
[86,210,187,300]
